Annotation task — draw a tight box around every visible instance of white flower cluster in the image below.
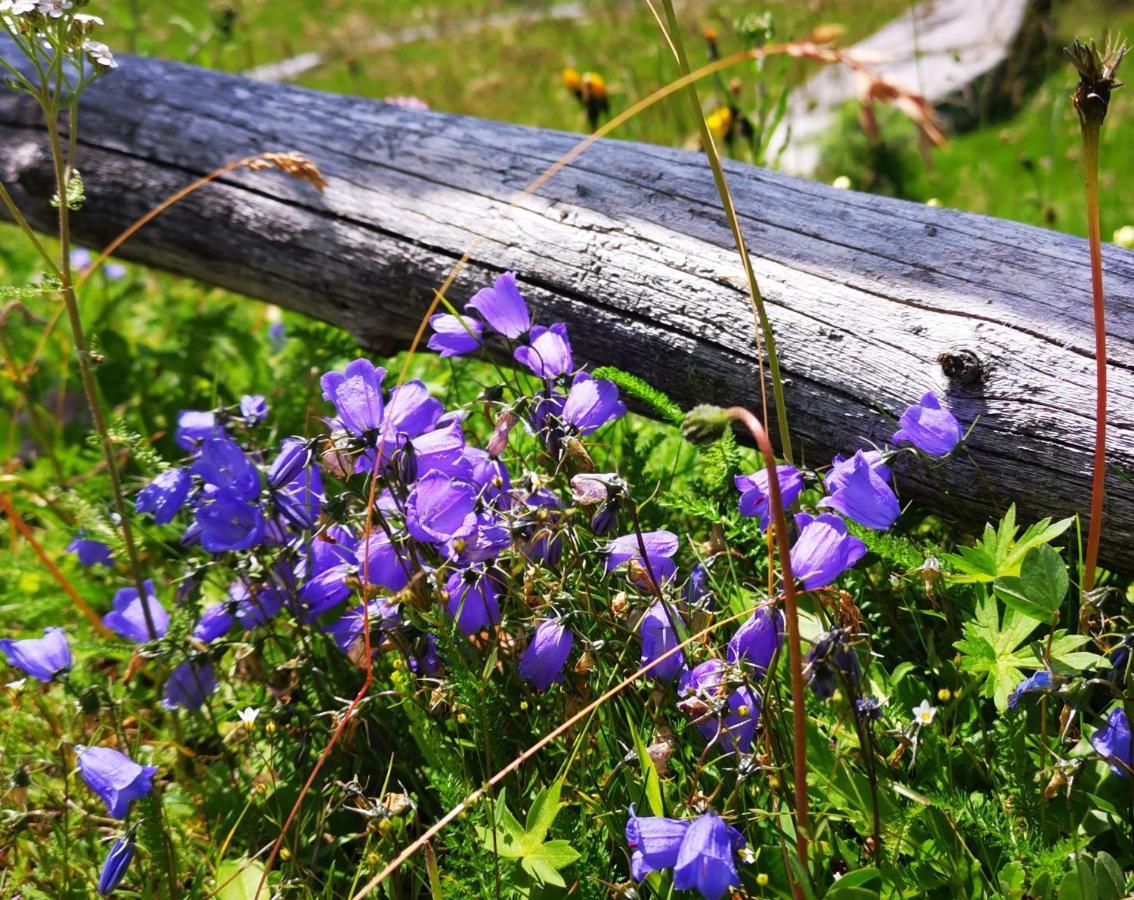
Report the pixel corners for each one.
[1,0,118,71]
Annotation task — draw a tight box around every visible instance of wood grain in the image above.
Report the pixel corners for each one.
[2,44,1132,569]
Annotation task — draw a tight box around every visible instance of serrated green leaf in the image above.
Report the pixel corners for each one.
[528,840,581,869]
[955,594,1039,710]
[994,545,1068,622]
[521,853,566,888]
[1048,632,1104,673]
[524,780,563,845]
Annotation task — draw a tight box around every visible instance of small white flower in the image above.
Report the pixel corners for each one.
[913,699,937,726]
[83,39,117,68]
[238,707,260,730]
[69,12,103,34]
[37,0,72,18]
[7,0,37,14]
[739,846,755,864]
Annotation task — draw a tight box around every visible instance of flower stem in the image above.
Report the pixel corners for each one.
[42,110,159,639]
[1080,121,1106,594]
[726,405,810,893]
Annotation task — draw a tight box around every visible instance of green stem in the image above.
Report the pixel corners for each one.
[1080,122,1106,594]
[657,0,794,462]
[42,110,158,639]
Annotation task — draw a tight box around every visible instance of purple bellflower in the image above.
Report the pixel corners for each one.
[356,530,410,594]
[734,464,803,529]
[826,450,891,491]
[320,359,386,436]
[196,495,265,553]
[562,373,626,434]
[193,603,235,643]
[135,468,192,525]
[625,806,689,881]
[789,513,867,591]
[0,627,72,681]
[672,812,745,900]
[805,628,861,700]
[428,314,484,357]
[466,271,532,338]
[678,659,760,754]
[103,581,169,642]
[175,410,223,451]
[1091,707,1132,777]
[161,659,217,711]
[893,391,962,456]
[445,569,500,636]
[606,530,679,585]
[639,602,684,681]
[514,323,573,379]
[1008,670,1055,709]
[683,563,712,606]
[192,437,261,502]
[818,449,900,531]
[98,834,135,895]
[77,746,158,819]
[67,536,113,567]
[240,394,268,423]
[325,599,399,654]
[407,470,479,543]
[518,619,574,691]
[727,606,782,675]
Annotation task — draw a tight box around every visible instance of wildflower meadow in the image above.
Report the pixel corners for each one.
[1,2,1132,899]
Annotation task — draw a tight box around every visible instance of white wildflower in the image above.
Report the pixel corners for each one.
[5,0,38,14]
[238,707,260,731]
[69,12,103,35]
[912,699,937,726]
[83,39,117,68]
[36,0,72,18]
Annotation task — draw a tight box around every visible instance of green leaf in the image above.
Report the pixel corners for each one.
[524,780,563,846]
[1057,858,1098,900]
[215,860,271,900]
[1048,632,1104,673]
[521,841,580,888]
[955,593,1038,710]
[1093,852,1125,900]
[943,506,1072,583]
[994,545,1068,622]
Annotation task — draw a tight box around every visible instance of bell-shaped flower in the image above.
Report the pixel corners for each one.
[77,746,158,819]
[818,450,900,530]
[325,599,400,654]
[825,450,891,491]
[0,627,72,681]
[734,464,803,529]
[789,513,867,591]
[161,659,217,711]
[67,536,113,567]
[356,529,410,594]
[428,314,483,357]
[382,380,444,450]
[625,806,689,881]
[466,271,531,338]
[606,530,679,585]
[562,373,626,435]
[804,628,861,700]
[135,468,192,525]
[411,422,467,476]
[678,659,760,754]
[192,438,261,502]
[639,602,684,681]
[175,410,223,451]
[727,606,782,675]
[514,323,573,379]
[103,581,169,642]
[240,394,268,423]
[445,569,500,636]
[1007,670,1055,709]
[407,471,479,543]
[320,358,386,436]
[672,812,745,900]
[193,603,235,643]
[196,494,265,553]
[1091,707,1132,777]
[98,834,135,895]
[518,619,574,691]
[893,391,961,456]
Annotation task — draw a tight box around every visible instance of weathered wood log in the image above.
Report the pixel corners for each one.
[2,44,1133,569]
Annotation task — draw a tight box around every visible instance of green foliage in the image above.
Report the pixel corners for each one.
[993,544,1069,622]
[943,506,1073,584]
[955,593,1040,711]
[591,365,684,427]
[478,784,581,892]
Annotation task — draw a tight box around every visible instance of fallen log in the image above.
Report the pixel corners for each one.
[1,45,1133,570]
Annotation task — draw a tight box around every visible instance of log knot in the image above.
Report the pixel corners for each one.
[937,348,986,386]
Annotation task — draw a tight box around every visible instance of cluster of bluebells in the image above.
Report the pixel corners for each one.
[6,264,1132,896]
